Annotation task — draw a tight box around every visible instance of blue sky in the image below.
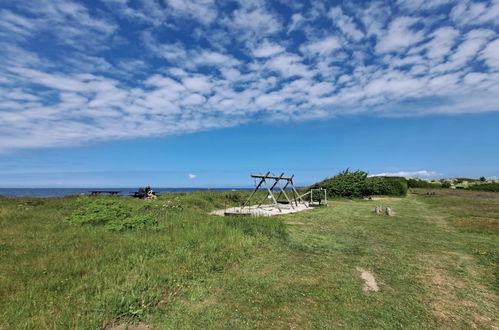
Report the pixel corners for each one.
[0,0,498,187]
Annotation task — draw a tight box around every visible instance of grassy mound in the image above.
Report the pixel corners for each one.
[312,169,408,197]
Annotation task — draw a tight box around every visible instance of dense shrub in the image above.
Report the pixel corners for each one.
[367,176,408,196]
[468,183,499,193]
[407,178,442,189]
[455,177,479,183]
[441,181,451,188]
[312,169,370,198]
[312,169,407,197]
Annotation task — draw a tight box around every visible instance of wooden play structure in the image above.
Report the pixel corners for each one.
[241,172,305,211]
[211,172,327,216]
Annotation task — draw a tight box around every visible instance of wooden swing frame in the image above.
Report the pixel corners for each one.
[241,172,306,212]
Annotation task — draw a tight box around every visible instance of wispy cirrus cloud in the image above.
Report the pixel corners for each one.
[1,0,499,152]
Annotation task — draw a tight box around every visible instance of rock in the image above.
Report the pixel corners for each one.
[385,207,394,216]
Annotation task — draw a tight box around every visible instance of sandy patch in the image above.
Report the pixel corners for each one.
[364,197,400,201]
[106,323,151,330]
[357,268,379,292]
[210,202,311,217]
[284,221,308,225]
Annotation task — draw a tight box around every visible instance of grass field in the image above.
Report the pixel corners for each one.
[0,189,498,329]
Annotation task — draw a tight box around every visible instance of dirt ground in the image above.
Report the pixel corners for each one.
[210,202,312,217]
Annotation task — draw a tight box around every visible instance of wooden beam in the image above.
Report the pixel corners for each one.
[241,171,270,209]
[275,176,294,208]
[275,174,293,202]
[257,173,284,207]
[250,174,293,180]
[262,177,281,212]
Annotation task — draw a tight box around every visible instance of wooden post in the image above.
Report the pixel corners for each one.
[261,176,281,212]
[289,178,305,205]
[241,171,270,209]
[275,176,294,209]
[257,173,284,207]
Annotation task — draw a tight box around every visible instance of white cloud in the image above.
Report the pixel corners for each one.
[193,51,238,67]
[376,16,424,53]
[180,93,206,106]
[424,26,460,60]
[0,10,37,38]
[300,36,342,57]
[1,0,499,152]
[431,29,494,73]
[359,2,391,39]
[8,0,118,51]
[451,0,499,26]
[226,6,281,37]
[252,40,285,58]
[370,170,442,178]
[397,0,454,11]
[481,38,499,70]
[188,173,197,179]
[266,53,313,78]
[182,76,212,94]
[9,67,90,92]
[287,13,305,33]
[166,0,217,25]
[329,7,364,41]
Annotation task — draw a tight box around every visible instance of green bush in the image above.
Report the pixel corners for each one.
[468,183,499,193]
[312,169,370,198]
[407,178,442,189]
[455,177,479,183]
[312,170,407,197]
[367,176,408,196]
[441,181,451,188]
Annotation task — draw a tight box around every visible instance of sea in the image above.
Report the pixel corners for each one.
[0,188,250,198]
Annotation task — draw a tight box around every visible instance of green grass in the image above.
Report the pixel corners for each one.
[0,190,497,329]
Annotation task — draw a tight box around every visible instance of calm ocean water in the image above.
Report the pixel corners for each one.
[0,188,249,198]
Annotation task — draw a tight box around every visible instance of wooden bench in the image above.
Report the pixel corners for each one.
[89,191,121,196]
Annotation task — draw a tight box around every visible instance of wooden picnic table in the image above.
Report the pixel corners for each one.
[89,190,121,196]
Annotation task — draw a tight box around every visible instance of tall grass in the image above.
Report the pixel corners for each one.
[0,193,285,329]
[1,190,497,329]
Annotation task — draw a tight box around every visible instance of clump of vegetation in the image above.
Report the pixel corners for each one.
[441,181,451,188]
[312,169,407,197]
[312,169,370,198]
[407,178,442,189]
[225,192,243,203]
[368,176,408,196]
[66,197,160,231]
[468,182,499,193]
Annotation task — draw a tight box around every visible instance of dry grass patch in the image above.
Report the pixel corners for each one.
[106,322,151,330]
[418,252,498,329]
